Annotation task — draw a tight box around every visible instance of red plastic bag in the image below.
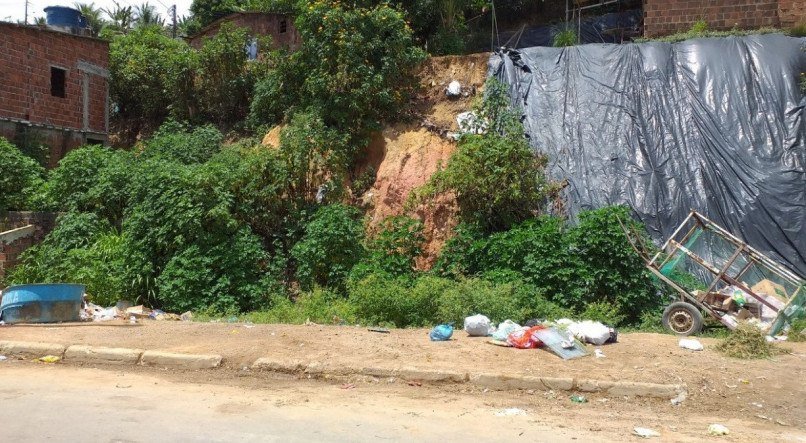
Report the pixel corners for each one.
[506,325,546,349]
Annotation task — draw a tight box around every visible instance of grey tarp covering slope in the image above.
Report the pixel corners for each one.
[490,34,806,276]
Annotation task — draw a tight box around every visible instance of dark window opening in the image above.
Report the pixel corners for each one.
[279,19,287,34]
[50,67,66,98]
[86,138,104,146]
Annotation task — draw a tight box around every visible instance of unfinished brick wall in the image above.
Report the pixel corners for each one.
[0,212,57,280]
[188,12,301,51]
[643,0,793,37]
[0,23,109,133]
[779,0,806,28]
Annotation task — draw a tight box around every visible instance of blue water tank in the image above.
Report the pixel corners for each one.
[43,6,84,29]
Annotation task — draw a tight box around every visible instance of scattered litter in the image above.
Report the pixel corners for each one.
[406,381,422,387]
[126,305,150,318]
[707,424,729,436]
[429,324,453,341]
[180,311,193,321]
[633,427,660,438]
[38,355,60,363]
[594,348,606,358]
[243,323,255,329]
[506,326,545,349]
[0,355,7,361]
[751,402,763,408]
[532,328,587,359]
[445,80,461,97]
[368,327,390,333]
[566,320,613,345]
[492,320,521,342]
[129,316,137,324]
[670,391,687,406]
[464,314,492,337]
[456,111,487,135]
[570,395,587,404]
[340,383,356,390]
[115,384,132,389]
[495,408,527,417]
[679,338,704,351]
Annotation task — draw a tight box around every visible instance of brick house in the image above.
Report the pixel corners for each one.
[187,12,301,53]
[643,0,805,37]
[0,22,109,167]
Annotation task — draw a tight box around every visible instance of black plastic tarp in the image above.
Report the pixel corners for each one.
[498,10,643,48]
[490,34,806,276]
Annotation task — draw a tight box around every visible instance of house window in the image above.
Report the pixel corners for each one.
[50,67,66,98]
[279,19,287,34]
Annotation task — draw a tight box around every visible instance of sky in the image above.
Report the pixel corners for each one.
[0,0,192,25]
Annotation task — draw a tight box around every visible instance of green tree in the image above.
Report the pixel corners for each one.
[134,2,165,28]
[74,2,106,36]
[108,25,196,124]
[189,0,240,28]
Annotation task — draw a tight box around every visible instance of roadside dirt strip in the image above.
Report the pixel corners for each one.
[0,339,682,398]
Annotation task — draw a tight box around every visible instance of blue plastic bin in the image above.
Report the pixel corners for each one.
[0,284,85,324]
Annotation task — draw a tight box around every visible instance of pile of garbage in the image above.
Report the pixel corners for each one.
[429,314,618,360]
[81,299,192,323]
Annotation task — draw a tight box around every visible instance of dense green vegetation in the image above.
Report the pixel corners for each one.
[2,75,661,327]
[2,1,708,331]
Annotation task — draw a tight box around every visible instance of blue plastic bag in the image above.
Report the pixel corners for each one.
[429,324,453,341]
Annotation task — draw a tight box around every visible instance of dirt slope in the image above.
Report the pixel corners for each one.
[358,53,490,267]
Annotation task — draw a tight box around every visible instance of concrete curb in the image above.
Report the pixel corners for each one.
[250,358,686,399]
[0,340,66,358]
[0,340,221,370]
[65,345,143,365]
[140,350,222,369]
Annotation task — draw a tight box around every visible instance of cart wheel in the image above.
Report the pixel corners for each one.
[662,302,703,336]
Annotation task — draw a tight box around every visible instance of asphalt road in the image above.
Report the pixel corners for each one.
[0,362,591,443]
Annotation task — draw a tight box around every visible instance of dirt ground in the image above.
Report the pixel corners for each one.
[2,321,804,433]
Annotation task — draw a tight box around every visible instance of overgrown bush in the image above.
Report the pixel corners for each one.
[291,204,365,291]
[141,120,223,164]
[350,216,424,281]
[6,213,130,306]
[553,28,577,47]
[414,79,550,233]
[0,137,45,212]
[434,206,659,326]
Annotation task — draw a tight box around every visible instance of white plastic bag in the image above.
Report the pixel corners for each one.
[679,338,704,351]
[492,320,521,341]
[464,314,492,336]
[567,320,611,345]
[446,80,461,97]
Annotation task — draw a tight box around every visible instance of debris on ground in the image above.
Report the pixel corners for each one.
[495,408,527,417]
[429,324,453,341]
[707,424,729,436]
[716,322,786,359]
[491,320,520,342]
[670,391,687,406]
[0,355,7,361]
[563,319,616,345]
[594,348,606,358]
[38,355,61,363]
[570,395,587,404]
[445,80,461,97]
[180,311,193,321]
[633,427,660,438]
[532,328,587,359]
[463,314,492,337]
[678,338,704,351]
[506,325,545,349]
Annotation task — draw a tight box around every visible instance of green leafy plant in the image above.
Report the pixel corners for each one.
[690,19,708,35]
[291,204,365,291]
[553,28,577,47]
[350,216,424,281]
[0,137,45,212]
[716,322,787,359]
[141,120,223,164]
